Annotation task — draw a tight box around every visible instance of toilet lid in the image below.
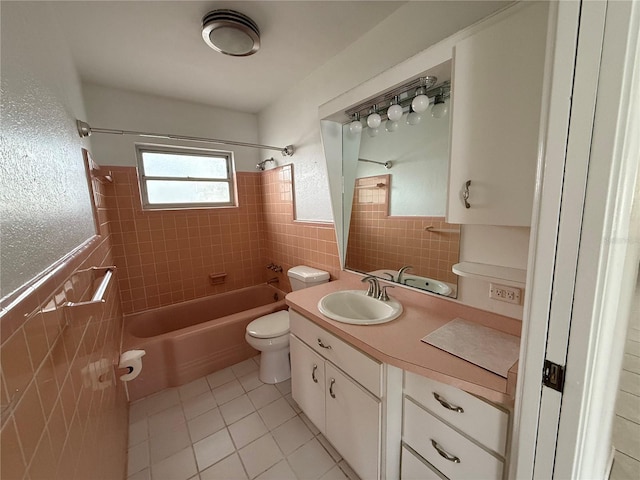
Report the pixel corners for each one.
[247,310,289,338]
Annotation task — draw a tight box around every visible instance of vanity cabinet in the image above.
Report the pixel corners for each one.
[447,2,548,226]
[401,372,510,480]
[290,311,382,480]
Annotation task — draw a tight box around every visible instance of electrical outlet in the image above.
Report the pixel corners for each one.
[489,283,522,304]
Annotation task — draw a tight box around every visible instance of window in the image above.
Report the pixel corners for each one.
[136,145,236,209]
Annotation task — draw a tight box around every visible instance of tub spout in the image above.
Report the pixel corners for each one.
[267,277,279,284]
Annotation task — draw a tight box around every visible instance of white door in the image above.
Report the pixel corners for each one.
[325,363,381,480]
[512,0,640,478]
[290,335,326,434]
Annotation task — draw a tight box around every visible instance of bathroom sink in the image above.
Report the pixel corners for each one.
[317,290,403,325]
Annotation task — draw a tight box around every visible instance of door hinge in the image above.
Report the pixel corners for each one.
[543,360,565,393]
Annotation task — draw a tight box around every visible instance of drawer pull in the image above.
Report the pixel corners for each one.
[433,392,464,413]
[317,338,332,349]
[312,364,318,383]
[329,378,336,398]
[431,439,461,464]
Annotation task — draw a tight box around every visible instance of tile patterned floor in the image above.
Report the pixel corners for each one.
[126,356,360,480]
[611,275,640,479]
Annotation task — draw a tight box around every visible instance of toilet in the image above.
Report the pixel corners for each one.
[245,266,330,384]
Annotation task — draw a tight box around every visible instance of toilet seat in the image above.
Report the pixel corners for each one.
[247,311,289,339]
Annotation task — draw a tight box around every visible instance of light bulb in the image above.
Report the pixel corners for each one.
[387,103,403,122]
[367,112,381,129]
[349,113,363,134]
[406,111,423,125]
[367,127,379,137]
[431,98,449,118]
[411,94,430,113]
[385,119,399,132]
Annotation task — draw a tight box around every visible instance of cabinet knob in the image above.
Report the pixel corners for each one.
[431,439,461,464]
[312,364,318,383]
[329,378,336,398]
[462,180,471,209]
[433,392,464,413]
[317,338,332,349]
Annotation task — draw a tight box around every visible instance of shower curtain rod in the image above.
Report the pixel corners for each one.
[76,120,295,156]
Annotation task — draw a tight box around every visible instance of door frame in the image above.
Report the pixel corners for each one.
[512,0,640,478]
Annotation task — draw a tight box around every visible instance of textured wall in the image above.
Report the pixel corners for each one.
[0,2,95,298]
[0,151,128,479]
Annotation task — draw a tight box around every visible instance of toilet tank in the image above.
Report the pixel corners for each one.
[287,266,330,291]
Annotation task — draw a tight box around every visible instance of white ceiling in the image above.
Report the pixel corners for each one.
[50,1,406,113]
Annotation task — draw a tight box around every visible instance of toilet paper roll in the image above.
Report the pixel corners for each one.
[119,349,146,382]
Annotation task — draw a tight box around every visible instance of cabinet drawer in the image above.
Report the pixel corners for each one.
[403,398,504,480]
[404,371,509,455]
[290,310,382,397]
[401,445,446,480]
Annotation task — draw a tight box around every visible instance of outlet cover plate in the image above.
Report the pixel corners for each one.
[489,283,522,304]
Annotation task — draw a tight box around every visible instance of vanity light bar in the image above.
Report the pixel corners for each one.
[345,79,451,121]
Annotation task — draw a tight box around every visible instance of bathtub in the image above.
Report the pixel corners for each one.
[123,284,287,401]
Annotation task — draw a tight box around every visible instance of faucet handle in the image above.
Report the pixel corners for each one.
[378,285,394,301]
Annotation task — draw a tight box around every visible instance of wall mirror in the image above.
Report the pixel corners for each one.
[334,61,460,297]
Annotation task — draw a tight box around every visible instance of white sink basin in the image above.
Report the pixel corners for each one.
[317,290,403,325]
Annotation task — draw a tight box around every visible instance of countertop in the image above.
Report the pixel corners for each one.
[285,272,521,406]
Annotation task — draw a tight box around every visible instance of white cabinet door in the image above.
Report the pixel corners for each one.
[325,363,381,480]
[290,334,326,434]
[447,2,548,226]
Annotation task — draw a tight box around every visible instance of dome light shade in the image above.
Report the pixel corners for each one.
[387,103,403,122]
[411,94,430,113]
[202,9,260,56]
[367,112,381,129]
[385,119,399,132]
[431,96,449,118]
[407,111,423,125]
[349,113,363,134]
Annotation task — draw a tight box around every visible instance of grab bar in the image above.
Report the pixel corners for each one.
[65,266,116,309]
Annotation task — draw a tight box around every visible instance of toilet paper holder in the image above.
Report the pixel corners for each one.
[118,349,146,382]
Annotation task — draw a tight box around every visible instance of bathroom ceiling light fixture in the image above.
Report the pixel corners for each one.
[202,9,260,56]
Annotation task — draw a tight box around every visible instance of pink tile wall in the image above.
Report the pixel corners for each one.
[0,158,128,480]
[346,175,460,284]
[104,167,267,314]
[104,164,340,314]
[260,165,341,291]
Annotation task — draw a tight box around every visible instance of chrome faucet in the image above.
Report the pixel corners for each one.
[397,265,414,284]
[361,275,380,299]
